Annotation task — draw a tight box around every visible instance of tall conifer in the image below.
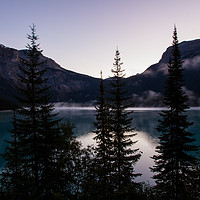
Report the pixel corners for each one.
[109,49,141,198]
[151,27,198,200]
[0,24,63,199]
[0,110,27,199]
[92,71,113,199]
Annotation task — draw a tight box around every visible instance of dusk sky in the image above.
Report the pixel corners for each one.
[1,0,200,78]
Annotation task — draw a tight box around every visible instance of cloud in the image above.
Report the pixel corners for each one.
[182,87,200,106]
[132,90,163,107]
[143,55,200,78]
[157,63,168,74]
[143,63,168,77]
[183,56,200,70]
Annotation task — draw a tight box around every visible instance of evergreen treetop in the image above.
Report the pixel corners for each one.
[109,49,141,196]
[151,26,199,200]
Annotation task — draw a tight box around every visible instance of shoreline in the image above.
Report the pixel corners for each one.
[2,106,200,112]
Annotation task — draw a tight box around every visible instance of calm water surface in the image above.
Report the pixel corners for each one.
[0,107,200,184]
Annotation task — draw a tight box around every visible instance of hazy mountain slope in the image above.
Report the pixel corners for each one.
[126,39,200,106]
[0,45,99,109]
[1,39,200,110]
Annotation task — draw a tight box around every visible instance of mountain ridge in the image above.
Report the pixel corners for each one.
[126,39,200,106]
[0,44,100,109]
[1,39,200,110]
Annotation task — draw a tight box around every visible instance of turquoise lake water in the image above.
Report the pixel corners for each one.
[0,107,200,184]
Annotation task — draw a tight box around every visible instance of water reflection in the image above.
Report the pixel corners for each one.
[57,109,96,136]
[56,108,161,138]
[77,130,158,185]
[132,110,160,138]
[0,108,200,184]
[133,131,157,184]
[0,111,12,167]
[187,110,200,145]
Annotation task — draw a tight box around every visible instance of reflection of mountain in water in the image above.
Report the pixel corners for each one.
[56,108,200,143]
[132,109,200,145]
[0,108,200,183]
[132,110,160,138]
[77,130,158,185]
[56,108,162,138]
[56,108,96,136]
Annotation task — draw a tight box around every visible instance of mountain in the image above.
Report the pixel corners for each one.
[1,39,200,110]
[0,44,99,110]
[126,39,200,106]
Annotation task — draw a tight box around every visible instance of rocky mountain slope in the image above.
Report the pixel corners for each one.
[0,44,99,109]
[1,39,200,110]
[126,39,200,106]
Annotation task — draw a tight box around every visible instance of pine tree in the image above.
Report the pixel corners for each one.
[151,26,198,200]
[109,49,141,198]
[185,152,200,199]
[52,122,84,199]
[0,110,28,199]
[0,24,63,199]
[91,71,113,199]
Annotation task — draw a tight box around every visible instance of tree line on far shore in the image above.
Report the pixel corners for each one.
[0,25,199,200]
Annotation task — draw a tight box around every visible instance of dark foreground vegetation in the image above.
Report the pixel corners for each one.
[0,25,199,200]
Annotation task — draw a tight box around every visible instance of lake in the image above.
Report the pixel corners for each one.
[0,107,200,185]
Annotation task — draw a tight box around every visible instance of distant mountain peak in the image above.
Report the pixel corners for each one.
[0,44,100,110]
[126,38,200,107]
[1,39,200,110]
[159,39,200,64]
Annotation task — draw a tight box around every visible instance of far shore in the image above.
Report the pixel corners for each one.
[2,106,200,112]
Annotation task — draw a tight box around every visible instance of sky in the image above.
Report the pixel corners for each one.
[1,0,200,78]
